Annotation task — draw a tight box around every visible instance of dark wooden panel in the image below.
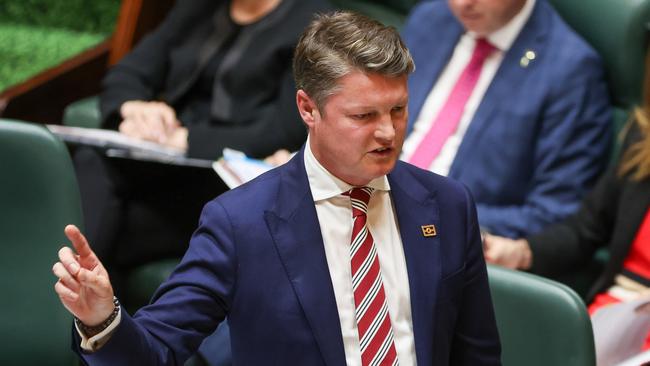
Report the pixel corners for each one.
[0,0,176,124]
[109,0,175,64]
[0,40,111,124]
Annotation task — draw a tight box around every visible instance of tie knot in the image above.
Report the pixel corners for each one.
[345,187,374,217]
[473,38,495,61]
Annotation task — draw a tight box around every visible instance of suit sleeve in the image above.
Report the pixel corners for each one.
[99,1,207,130]
[450,185,502,365]
[186,66,306,159]
[75,200,237,365]
[527,154,622,276]
[477,52,612,238]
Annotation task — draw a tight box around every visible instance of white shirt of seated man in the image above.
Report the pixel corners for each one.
[401,0,535,176]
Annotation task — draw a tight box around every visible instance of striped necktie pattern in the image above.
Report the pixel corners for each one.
[346,187,399,366]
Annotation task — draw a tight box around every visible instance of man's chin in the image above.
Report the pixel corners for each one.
[372,160,398,177]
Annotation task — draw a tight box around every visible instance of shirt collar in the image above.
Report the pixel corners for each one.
[469,0,536,52]
[303,135,391,202]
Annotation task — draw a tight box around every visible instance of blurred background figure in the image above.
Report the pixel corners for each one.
[401,0,611,238]
[100,0,327,159]
[74,0,330,289]
[485,106,650,351]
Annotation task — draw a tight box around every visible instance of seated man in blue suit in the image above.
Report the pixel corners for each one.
[52,11,501,365]
[401,0,611,238]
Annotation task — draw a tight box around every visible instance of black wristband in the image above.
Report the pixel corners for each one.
[74,297,120,337]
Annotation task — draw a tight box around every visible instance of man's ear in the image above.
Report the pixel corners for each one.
[296,90,319,128]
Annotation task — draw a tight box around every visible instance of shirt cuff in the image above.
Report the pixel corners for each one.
[76,308,122,352]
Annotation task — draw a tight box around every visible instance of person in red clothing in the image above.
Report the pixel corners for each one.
[484,107,650,350]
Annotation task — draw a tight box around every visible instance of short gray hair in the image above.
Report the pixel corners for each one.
[293,11,415,109]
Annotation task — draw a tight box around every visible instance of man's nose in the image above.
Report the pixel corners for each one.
[375,115,396,142]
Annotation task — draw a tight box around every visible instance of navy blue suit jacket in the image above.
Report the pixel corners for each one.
[76,151,501,365]
[403,0,612,237]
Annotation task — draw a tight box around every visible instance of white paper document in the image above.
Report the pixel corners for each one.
[617,349,650,366]
[212,148,274,189]
[592,296,650,366]
[47,125,212,167]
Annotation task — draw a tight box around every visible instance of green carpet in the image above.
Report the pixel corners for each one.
[0,0,119,92]
[0,0,118,33]
[0,24,107,91]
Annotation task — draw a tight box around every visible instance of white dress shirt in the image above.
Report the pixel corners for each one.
[80,138,417,363]
[304,138,416,365]
[401,0,536,176]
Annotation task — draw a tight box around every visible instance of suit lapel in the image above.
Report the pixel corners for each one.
[388,164,441,363]
[264,151,346,365]
[450,0,548,177]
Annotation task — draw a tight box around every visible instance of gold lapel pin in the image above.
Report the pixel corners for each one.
[520,49,536,68]
[421,224,437,237]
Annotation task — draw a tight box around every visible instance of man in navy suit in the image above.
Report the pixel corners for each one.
[401,0,611,238]
[52,11,501,365]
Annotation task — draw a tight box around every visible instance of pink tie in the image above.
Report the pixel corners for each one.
[345,187,399,366]
[409,38,495,169]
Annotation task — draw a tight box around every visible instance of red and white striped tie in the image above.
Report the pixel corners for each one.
[346,187,399,366]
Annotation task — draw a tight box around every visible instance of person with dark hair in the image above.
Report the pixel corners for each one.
[53,11,501,365]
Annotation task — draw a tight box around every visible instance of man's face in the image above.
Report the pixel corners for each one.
[297,71,408,186]
[448,0,526,36]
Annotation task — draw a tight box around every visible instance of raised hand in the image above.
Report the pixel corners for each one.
[52,225,115,326]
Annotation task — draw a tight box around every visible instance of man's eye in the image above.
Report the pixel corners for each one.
[352,113,372,120]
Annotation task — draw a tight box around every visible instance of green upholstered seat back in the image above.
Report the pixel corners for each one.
[329,0,419,28]
[549,0,650,154]
[548,0,650,109]
[488,265,596,366]
[0,119,82,365]
[62,96,101,128]
[124,258,180,310]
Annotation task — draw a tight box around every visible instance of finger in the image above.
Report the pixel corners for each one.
[78,268,113,298]
[58,246,81,275]
[55,279,79,302]
[120,100,143,119]
[484,254,497,264]
[132,105,167,142]
[131,113,152,139]
[64,225,98,269]
[119,119,141,138]
[52,261,81,291]
[141,110,167,142]
[484,245,506,265]
[158,103,179,130]
[483,247,496,263]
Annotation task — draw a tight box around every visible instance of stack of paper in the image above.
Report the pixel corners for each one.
[212,149,274,189]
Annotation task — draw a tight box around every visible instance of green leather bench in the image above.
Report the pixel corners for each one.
[488,265,595,366]
[0,119,83,365]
